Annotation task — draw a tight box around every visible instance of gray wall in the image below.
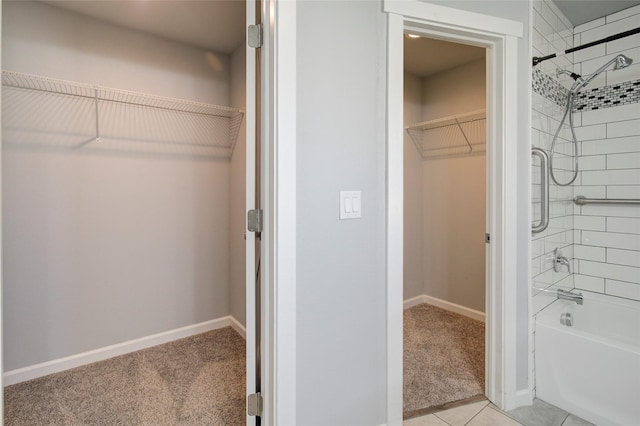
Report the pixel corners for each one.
[404,72,424,300]
[296,1,387,424]
[421,59,486,312]
[2,1,234,370]
[229,45,247,327]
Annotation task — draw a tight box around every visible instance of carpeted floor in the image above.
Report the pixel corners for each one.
[4,327,246,426]
[404,303,485,419]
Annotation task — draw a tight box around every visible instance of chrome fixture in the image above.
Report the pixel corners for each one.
[574,195,640,206]
[560,312,573,326]
[550,54,634,186]
[532,148,549,234]
[557,288,583,305]
[553,248,571,273]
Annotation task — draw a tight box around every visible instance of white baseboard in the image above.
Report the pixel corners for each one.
[515,388,533,408]
[229,316,247,339]
[4,315,246,386]
[404,294,485,323]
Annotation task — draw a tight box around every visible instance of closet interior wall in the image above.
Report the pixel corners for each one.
[2,1,246,372]
[404,58,486,313]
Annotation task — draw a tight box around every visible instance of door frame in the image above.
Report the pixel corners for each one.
[385,1,524,423]
[253,0,297,424]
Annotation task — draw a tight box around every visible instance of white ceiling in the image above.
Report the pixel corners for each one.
[42,0,246,54]
[553,0,640,26]
[404,36,485,78]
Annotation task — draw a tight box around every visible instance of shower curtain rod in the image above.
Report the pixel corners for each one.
[532,26,640,66]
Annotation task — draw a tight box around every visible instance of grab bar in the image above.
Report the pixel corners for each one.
[574,196,640,206]
[532,147,549,234]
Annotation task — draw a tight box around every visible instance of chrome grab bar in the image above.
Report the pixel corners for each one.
[532,147,550,234]
[574,195,640,206]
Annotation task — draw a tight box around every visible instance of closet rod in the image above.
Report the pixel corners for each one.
[532,26,640,66]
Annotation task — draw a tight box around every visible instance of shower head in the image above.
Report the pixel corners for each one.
[572,54,635,93]
[614,54,633,70]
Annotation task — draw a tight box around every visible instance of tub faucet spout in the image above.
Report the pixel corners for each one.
[557,288,583,305]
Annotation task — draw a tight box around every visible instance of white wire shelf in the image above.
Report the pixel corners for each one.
[406,109,486,159]
[1,70,244,158]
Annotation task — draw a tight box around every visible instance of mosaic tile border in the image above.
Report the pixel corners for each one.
[574,79,640,112]
[532,68,568,108]
[533,68,640,112]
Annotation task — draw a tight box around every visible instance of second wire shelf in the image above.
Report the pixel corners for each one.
[406,109,486,159]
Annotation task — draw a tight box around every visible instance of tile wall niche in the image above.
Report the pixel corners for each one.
[571,4,640,302]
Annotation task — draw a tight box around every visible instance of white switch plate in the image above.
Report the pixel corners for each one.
[340,191,361,219]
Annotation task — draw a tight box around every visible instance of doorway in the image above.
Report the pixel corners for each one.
[402,33,488,418]
[385,1,523,423]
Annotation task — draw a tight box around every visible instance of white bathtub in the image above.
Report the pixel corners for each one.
[535,292,640,426]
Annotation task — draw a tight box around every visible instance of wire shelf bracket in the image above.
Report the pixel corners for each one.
[405,109,486,159]
[1,70,245,157]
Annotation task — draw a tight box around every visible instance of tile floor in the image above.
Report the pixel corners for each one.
[404,398,594,426]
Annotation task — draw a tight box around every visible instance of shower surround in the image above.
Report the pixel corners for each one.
[531,0,640,418]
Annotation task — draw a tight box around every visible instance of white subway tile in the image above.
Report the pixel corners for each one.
[573,185,606,198]
[582,104,640,126]
[574,244,606,261]
[580,260,640,283]
[581,204,640,218]
[607,152,640,170]
[607,119,640,139]
[574,229,582,243]
[534,9,556,38]
[581,169,640,185]
[608,217,640,234]
[574,124,607,141]
[578,155,606,170]
[574,215,606,231]
[605,61,640,86]
[582,230,640,250]
[533,269,554,290]
[582,136,640,155]
[574,17,605,34]
[573,43,606,63]
[608,248,640,267]
[606,279,640,300]
[607,33,640,55]
[532,288,557,314]
[574,274,605,293]
[606,4,640,24]
[607,185,640,199]
[579,14,640,45]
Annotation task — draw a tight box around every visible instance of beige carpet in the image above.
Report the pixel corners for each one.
[4,327,246,425]
[404,303,485,418]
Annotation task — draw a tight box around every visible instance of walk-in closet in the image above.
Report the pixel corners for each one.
[402,33,488,418]
[2,1,250,423]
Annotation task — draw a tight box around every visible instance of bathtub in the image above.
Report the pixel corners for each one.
[535,292,640,426]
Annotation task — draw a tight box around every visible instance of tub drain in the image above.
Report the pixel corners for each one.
[560,312,573,326]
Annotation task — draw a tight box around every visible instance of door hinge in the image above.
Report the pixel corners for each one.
[247,392,263,417]
[485,233,491,244]
[248,24,263,48]
[248,209,263,233]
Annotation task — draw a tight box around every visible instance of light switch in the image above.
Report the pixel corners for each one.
[340,191,361,219]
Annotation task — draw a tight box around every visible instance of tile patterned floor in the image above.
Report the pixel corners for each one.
[404,398,594,426]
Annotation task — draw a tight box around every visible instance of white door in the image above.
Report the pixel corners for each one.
[245,0,260,424]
